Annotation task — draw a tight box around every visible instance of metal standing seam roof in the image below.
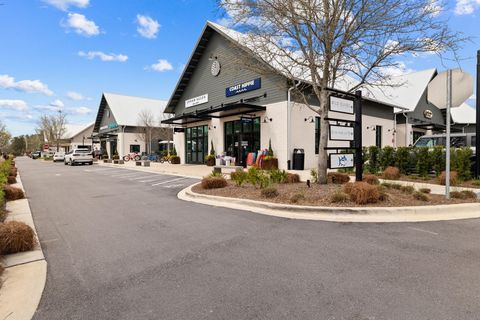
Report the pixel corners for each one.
[62,122,94,139]
[93,92,170,131]
[451,103,476,124]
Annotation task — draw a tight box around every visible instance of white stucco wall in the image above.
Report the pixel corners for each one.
[119,132,146,156]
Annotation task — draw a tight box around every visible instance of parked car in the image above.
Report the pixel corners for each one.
[31,151,41,159]
[64,149,93,166]
[53,152,65,162]
[413,133,476,151]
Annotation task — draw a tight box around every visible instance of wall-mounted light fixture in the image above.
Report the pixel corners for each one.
[208,54,218,61]
[263,117,272,123]
[208,125,216,130]
[387,128,396,133]
[366,126,376,131]
[304,116,315,123]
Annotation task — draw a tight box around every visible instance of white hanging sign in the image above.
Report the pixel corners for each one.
[329,153,354,169]
[329,96,354,114]
[185,94,209,108]
[329,125,354,141]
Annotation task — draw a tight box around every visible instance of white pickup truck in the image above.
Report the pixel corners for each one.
[64,149,93,166]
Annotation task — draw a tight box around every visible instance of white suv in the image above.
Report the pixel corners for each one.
[64,149,93,166]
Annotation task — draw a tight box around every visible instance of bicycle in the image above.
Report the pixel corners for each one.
[159,156,171,164]
[123,152,141,161]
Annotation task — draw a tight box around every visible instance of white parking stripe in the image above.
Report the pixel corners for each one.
[407,227,439,235]
[113,172,139,178]
[151,177,186,186]
[129,175,156,180]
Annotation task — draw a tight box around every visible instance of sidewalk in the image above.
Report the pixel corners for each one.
[0,172,47,320]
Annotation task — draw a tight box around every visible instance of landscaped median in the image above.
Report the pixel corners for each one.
[0,157,46,320]
[179,169,480,223]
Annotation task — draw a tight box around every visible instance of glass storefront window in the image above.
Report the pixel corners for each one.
[185,125,208,164]
[224,117,260,167]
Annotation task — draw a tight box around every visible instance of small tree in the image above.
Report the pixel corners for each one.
[0,121,11,154]
[210,141,216,156]
[36,111,67,151]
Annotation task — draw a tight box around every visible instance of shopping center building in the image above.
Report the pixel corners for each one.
[92,92,172,158]
[162,21,405,170]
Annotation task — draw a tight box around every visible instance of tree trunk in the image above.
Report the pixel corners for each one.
[317,89,329,184]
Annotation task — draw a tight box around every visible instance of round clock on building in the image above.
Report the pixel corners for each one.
[211,60,221,76]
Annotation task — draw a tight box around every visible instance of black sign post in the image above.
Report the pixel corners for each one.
[476,50,480,178]
[354,91,363,182]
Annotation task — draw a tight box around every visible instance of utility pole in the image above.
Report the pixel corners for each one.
[476,50,480,178]
[445,69,452,199]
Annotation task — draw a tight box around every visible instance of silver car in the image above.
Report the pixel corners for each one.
[64,149,93,166]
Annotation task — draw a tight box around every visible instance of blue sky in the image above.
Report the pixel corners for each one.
[0,0,479,136]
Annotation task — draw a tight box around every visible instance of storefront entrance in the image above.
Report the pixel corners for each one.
[186,125,208,164]
[225,117,260,167]
[110,140,117,157]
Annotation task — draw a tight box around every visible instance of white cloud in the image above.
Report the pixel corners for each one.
[43,0,89,11]
[64,13,100,37]
[455,0,480,15]
[424,0,443,16]
[78,51,128,62]
[149,59,173,72]
[50,99,64,108]
[34,104,61,112]
[66,91,86,100]
[379,61,415,78]
[70,107,92,114]
[136,15,160,39]
[0,99,28,111]
[0,74,54,96]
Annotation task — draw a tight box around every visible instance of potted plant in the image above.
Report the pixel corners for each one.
[169,147,180,164]
[112,151,123,164]
[205,141,216,166]
[103,154,112,163]
[261,139,278,170]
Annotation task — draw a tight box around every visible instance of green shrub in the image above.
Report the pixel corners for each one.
[258,171,272,189]
[379,146,396,171]
[377,185,389,201]
[230,171,248,187]
[261,187,279,198]
[415,147,430,177]
[430,146,445,176]
[247,166,261,187]
[455,147,473,181]
[473,179,480,186]
[270,169,288,184]
[310,168,318,183]
[201,176,228,189]
[400,185,415,194]
[366,146,380,174]
[395,147,411,175]
[413,191,429,202]
[419,188,431,194]
[381,182,402,190]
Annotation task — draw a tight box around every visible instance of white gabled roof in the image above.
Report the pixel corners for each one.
[362,69,437,113]
[451,103,476,124]
[62,122,94,139]
[103,92,169,127]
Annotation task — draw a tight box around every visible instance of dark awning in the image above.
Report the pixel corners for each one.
[197,102,266,118]
[161,102,265,126]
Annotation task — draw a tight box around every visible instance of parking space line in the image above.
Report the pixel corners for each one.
[407,227,439,235]
[113,172,140,178]
[151,177,186,186]
[129,175,156,180]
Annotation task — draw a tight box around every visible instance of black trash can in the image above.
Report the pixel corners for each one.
[292,148,305,170]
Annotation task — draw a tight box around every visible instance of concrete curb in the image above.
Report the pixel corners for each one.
[179,183,480,223]
[1,171,47,320]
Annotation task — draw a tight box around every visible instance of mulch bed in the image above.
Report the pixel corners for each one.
[192,181,478,207]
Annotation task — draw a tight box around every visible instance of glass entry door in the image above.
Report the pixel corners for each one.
[185,125,208,164]
[225,117,260,167]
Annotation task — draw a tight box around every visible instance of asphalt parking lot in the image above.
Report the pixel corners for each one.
[15,158,480,320]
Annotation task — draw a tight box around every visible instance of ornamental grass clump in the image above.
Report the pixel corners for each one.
[343,182,380,205]
[400,185,415,194]
[327,172,350,184]
[0,221,37,255]
[439,171,458,186]
[382,166,400,180]
[450,190,477,200]
[7,176,16,184]
[261,187,279,198]
[329,189,349,203]
[201,176,228,189]
[285,173,300,184]
[3,185,24,201]
[363,174,379,185]
[419,188,431,194]
[290,192,305,204]
[413,191,429,202]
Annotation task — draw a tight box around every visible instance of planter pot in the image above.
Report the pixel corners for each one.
[103,159,112,163]
[215,158,222,166]
[143,160,150,167]
[261,158,278,170]
[206,158,215,166]
[171,156,180,164]
[114,159,124,164]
